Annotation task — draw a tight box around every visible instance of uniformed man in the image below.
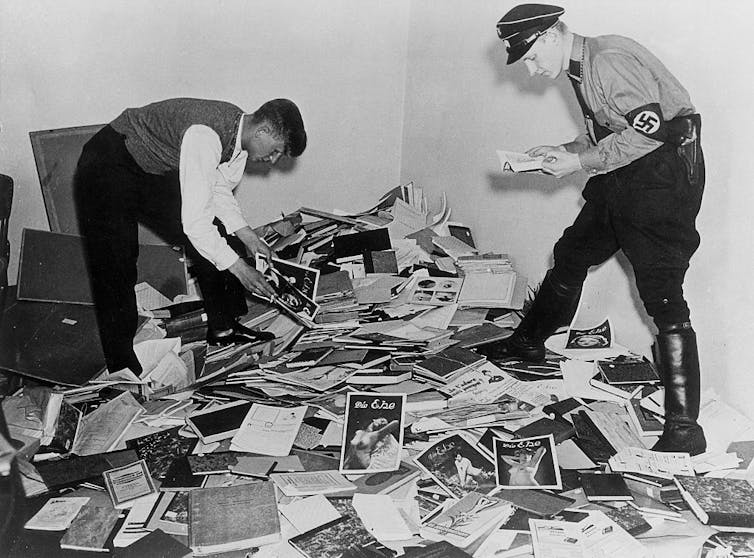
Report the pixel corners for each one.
[479,5,706,455]
[75,98,306,375]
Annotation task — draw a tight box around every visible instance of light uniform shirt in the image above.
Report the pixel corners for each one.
[565,33,695,175]
[179,119,248,271]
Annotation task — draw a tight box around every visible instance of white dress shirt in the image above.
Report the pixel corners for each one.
[178,120,248,271]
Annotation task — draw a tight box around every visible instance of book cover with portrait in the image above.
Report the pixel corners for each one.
[493,434,561,490]
[339,392,406,474]
[415,433,497,499]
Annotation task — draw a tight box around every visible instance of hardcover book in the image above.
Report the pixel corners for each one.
[113,528,192,558]
[23,496,90,531]
[580,472,633,502]
[288,498,392,558]
[597,357,660,385]
[413,346,486,384]
[125,425,197,482]
[188,481,280,556]
[35,448,140,491]
[625,398,664,437]
[494,489,575,517]
[185,400,253,444]
[674,475,754,529]
[512,417,576,445]
[59,503,120,553]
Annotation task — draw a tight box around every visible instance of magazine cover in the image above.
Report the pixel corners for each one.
[565,318,612,349]
[493,434,562,490]
[421,491,515,548]
[415,433,497,499]
[339,392,406,474]
[254,255,320,320]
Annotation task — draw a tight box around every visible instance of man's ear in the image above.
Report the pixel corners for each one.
[254,124,273,138]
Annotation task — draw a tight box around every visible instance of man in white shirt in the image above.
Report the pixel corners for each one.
[75,98,306,374]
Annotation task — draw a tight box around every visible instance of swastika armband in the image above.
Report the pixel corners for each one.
[625,103,667,141]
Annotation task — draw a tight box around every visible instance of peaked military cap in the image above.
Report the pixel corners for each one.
[496,4,564,64]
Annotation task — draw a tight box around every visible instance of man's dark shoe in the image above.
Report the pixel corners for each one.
[207,322,275,346]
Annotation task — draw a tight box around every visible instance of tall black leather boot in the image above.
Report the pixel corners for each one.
[651,324,706,456]
[476,270,582,362]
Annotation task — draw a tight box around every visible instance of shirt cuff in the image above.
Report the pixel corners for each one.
[578,148,607,175]
[214,247,241,271]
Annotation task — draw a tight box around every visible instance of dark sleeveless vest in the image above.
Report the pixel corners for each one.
[110,98,244,175]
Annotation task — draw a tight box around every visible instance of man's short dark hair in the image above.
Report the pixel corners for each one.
[253,98,307,157]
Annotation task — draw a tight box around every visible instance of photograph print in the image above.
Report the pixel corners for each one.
[254,254,320,319]
[339,392,405,474]
[493,434,561,490]
[415,433,497,499]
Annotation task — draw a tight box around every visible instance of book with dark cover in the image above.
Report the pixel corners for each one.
[59,503,120,553]
[597,356,660,385]
[188,481,280,556]
[41,399,81,454]
[162,308,208,334]
[152,300,205,319]
[626,398,664,436]
[495,489,575,517]
[542,397,584,418]
[513,417,576,445]
[580,472,633,501]
[333,228,391,259]
[160,456,205,490]
[35,448,139,491]
[403,541,473,557]
[602,504,652,536]
[186,400,253,444]
[571,411,617,464]
[674,475,754,528]
[413,346,485,384]
[288,499,391,558]
[450,322,511,349]
[113,528,192,558]
[125,426,197,482]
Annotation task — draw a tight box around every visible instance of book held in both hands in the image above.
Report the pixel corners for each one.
[496,150,544,173]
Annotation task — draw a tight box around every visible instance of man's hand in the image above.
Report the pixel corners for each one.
[526,145,565,158]
[540,149,582,178]
[228,258,277,299]
[235,226,274,260]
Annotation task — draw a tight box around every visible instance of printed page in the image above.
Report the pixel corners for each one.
[230,404,306,456]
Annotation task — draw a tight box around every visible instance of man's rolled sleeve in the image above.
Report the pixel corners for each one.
[179,125,240,271]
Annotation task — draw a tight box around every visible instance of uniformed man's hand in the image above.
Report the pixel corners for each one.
[227,258,277,299]
[541,150,582,178]
[526,145,565,157]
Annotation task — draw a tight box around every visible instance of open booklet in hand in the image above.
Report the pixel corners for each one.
[497,150,544,173]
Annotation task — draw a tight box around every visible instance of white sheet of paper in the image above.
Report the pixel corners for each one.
[230,404,306,456]
[278,494,341,534]
[353,493,414,541]
[560,360,624,402]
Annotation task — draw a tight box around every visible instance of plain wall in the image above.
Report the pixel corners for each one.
[401,0,754,416]
[0,0,409,274]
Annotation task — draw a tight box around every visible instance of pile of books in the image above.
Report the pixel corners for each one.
[4,184,754,558]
